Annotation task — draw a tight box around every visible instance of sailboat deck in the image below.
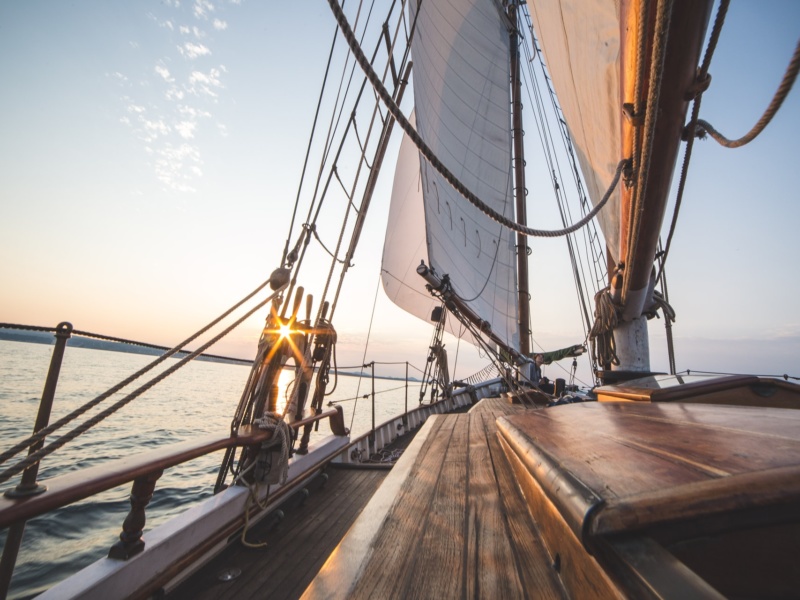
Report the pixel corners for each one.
[166,465,389,600]
[304,397,567,599]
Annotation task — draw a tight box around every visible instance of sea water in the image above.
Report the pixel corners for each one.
[0,340,421,599]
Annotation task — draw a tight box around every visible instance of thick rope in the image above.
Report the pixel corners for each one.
[0,286,286,486]
[0,323,250,365]
[697,37,800,148]
[588,287,620,368]
[253,412,291,486]
[326,0,625,238]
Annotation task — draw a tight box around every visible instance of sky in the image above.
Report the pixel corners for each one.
[1,1,798,385]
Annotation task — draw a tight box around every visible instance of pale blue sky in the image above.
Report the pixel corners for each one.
[1,1,798,383]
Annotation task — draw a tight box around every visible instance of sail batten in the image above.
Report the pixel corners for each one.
[382,0,521,351]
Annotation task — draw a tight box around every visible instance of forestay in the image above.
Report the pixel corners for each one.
[381,0,521,351]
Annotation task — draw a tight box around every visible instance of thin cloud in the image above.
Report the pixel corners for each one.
[178,105,211,119]
[179,42,211,59]
[155,65,174,82]
[175,121,197,139]
[154,143,203,192]
[179,25,206,37]
[142,119,171,141]
[115,0,238,192]
[193,0,215,20]
[166,87,186,101]
[188,67,224,97]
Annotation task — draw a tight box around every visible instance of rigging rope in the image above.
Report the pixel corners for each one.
[696,37,800,148]
[657,0,729,283]
[0,278,280,468]
[0,285,287,487]
[326,0,627,239]
[0,323,251,365]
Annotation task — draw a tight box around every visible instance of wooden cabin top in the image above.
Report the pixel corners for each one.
[594,373,800,408]
[497,401,800,538]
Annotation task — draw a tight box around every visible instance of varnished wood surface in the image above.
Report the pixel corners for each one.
[0,408,346,529]
[595,374,800,408]
[305,398,566,599]
[497,402,800,536]
[166,466,388,600]
[0,427,269,529]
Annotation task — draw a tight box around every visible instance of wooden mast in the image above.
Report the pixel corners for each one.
[509,0,532,358]
[614,0,713,371]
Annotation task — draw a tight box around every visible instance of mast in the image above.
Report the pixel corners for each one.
[613,0,713,371]
[509,0,532,358]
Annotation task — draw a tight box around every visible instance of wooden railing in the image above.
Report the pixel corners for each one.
[0,407,346,555]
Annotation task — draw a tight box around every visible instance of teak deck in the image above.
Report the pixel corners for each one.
[307,398,800,599]
[304,397,567,599]
[171,395,800,599]
[167,465,389,600]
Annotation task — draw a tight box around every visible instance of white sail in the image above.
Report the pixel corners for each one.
[382,0,520,351]
[526,0,622,263]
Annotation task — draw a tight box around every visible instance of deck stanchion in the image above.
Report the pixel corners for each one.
[367,362,375,452]
[404,362,409,427]
[0,322,73,599]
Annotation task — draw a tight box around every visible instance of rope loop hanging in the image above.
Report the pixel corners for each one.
[696,38,800,148]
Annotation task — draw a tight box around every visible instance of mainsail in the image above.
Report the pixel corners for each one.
[381,0,521,352]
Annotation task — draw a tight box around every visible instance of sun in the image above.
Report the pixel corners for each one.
[278,323,292,339]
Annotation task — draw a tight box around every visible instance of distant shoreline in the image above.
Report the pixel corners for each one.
[0,328,418,382]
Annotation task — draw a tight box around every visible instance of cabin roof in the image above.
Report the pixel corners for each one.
[497,401,800,538]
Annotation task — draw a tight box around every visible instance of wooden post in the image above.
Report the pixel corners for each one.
[0,322,72,599]
[404,362,409,427]
[368,362,375,452]
[108,470,164,560]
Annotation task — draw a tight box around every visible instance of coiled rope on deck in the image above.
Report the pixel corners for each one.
[326,0,626,238]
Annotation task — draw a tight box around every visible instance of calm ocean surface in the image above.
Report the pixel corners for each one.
[0,340,420,599]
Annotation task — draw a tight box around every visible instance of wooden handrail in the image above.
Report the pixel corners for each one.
[0,407,345,529]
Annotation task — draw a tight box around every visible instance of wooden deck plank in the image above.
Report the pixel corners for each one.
[485,412,568,600]
[346,416,457,598]
[465,410,524,599]
[167,466,387,600]
[305,403,568,599]
[469,396,526,417]
[404,414,469,598]
[235,470,380,600]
